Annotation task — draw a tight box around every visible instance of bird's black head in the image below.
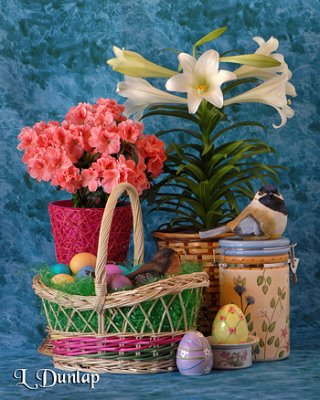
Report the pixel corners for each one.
[258,185,279,196]
[255,185,287,215]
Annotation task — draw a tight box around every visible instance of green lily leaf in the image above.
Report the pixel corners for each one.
[222,78,258,94]
[213,121,267,142]
[157,47,181,55]
[141,109,198,123]
[220,54,281,67]
[155,128,202,141]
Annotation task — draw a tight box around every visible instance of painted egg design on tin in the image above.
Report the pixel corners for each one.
[176,331,213,375]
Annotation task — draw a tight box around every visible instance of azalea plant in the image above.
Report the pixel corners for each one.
[18,98,166,208]
[107,27,296,230]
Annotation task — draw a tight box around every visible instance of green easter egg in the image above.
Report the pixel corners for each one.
[118,265,130,275]
[51,263,72,276]
[118,264,142,276]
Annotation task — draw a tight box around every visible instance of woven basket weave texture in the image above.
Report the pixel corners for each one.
[153,231,231,335]
[34,183,209,374]
[48,200,132,264]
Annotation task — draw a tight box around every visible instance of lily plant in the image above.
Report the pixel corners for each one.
[107,27,296,230]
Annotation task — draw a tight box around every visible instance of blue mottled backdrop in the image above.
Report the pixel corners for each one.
[1,0,319,399]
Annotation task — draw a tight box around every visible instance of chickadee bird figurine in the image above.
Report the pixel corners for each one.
[199,185,287,240]
[127,248,177,285]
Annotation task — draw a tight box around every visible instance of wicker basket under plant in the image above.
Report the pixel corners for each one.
[153,230,233,335]
[33,183,209,374]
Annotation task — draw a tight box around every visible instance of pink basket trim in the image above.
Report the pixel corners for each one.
[51,334,183,356]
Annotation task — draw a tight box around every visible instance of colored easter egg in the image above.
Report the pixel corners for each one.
[51,263,72,276]
[106,264,122,275]
[118,265,131,275]
[76,266,95,278]
[109,274,133,291]
[69,253,97,274]
[51,274,75,285]
[118,264,141,276]
[105,264,123,284]
[212,304,249,344]
[176,331,213,375]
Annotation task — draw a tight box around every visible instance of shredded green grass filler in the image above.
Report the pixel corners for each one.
[39,262,203,333]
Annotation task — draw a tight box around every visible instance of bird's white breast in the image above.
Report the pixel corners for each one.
[251,199,287,236]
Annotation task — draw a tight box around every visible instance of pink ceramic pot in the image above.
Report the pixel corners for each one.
[48,200,132,265]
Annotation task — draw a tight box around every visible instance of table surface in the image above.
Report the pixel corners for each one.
[1,328,319,400]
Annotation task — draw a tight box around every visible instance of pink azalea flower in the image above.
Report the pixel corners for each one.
[136,134,166,158]
[17,126,38,150]
[52,166,82,193]
[64,103,93,125]
[95,156,120,194]
[228,306,236,314]
[96,98,125,120]
[118,120,144,143]
[17,98,166,205]
[94,110,115,128]
[117,155,129,183]
[228,327,237,335]
[122,155,149,194]
[81,167,101,192]
[89,125,121,155]
[147,155,164,178]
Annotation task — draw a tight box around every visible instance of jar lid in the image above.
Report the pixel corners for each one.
[218,237,290,257]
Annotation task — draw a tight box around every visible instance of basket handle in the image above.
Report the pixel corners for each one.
[94,182,144,312]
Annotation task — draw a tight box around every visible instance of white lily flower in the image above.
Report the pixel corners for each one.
[116,76,188,120]
[224,74,294,128]
[234,37,297,97]
[107,46,176,78]
[165,50,236,114]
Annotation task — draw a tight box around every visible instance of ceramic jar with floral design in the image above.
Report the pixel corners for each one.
[218,237,292,362]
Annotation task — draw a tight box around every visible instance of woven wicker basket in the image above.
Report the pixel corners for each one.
[33,183,209,374]
[153,230,233,335]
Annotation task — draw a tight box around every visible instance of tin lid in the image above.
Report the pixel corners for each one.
[218,237,290,257]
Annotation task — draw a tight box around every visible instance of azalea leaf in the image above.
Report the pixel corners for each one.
[221,54,281,67]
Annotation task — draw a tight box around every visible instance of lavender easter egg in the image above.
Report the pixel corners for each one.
[109,274,133,291]
[176,331,213,376]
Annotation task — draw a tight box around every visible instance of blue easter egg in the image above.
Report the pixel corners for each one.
[76,266,95,278]
[51,263,72,276]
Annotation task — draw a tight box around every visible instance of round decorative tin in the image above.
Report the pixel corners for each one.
[218,237,291,362]
[208,335,259,369]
